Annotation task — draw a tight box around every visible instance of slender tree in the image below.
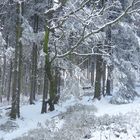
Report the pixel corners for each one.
[30,0,39,104]
[10,1,23,119]
[94,43,103,99]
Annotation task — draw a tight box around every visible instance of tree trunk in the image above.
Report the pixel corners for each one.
[1,53,6,101]
[54,67,60,104]
[57,69,61,95]
[106,66,112,95]
[91,56,96,86]
[41,65,48,113]
[10,2,22,119]
[94,48,102,99]
[17,40,23,118]
[105,25,112,95]
[102,62,106,96]
[41,0,57,112]
[7,61,13,101]
[48,79,56,111]
[30,9,39,104]
[30,44,38,104]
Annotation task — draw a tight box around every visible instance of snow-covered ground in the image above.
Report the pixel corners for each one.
[1,88,140,140]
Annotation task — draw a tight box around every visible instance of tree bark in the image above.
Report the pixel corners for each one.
[17,40,23,118]
[102,62,106,96]
[41,65,48,113]
[41,0,57,112]
[91,55,96,86]
[10,2,23,119]
[30,6,39,104]
[94,47,102,99]
[105,25,112,95]
[7,61,12,101]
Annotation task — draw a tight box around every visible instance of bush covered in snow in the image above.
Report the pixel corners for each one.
[110,86,138,104]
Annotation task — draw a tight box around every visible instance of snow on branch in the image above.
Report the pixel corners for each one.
[46,0,91,30]
[57,0,139,58]
[71,51,110,56]
[45,3,62,15]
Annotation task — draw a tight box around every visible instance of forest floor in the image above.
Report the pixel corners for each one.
[0,87,140,140]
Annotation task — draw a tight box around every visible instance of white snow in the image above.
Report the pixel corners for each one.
[1,87,140,140]
[94,97,140,116]
[0,96,79,140]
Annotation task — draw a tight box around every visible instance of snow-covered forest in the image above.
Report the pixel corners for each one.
[0,0,140,139]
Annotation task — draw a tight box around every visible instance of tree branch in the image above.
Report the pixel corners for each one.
[57,0,138,58]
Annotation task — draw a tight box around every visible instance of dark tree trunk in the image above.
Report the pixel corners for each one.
[57,69,61,95]
[48,79,56,111]
[102,62,106,96]
[106,66,112,95]
[7,61,13,101]
[1,53,6,101]
[91,56,96,86]
[105,25,113,95]
[42,0,57,112]
[41,66,48,113]
[30,7,39,104]
[30,44,38,104]
[10,2,23,119]
[17,41,23,118]
[94,49,102,99]
[54,67,60,104]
